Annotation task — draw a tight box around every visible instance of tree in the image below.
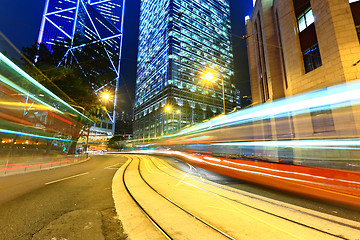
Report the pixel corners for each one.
[21,41,113,154]
[107,135,127,150]
[22,43,113,119]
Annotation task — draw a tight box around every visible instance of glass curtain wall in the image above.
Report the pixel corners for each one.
[134,0,236,139]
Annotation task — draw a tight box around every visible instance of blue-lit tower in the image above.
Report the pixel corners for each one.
[38,0,126,136]
[134,0,236,139]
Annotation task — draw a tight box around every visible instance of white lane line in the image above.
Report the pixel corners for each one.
[104,163,121,170]
[186,163,195,171]
[45,172,89,185]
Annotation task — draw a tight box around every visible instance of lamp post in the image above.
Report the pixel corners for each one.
[154,110,157,138]
[161,111,164,136]
[204,72,226,115]
[164,105,182,134]
[176,109,181,131]
[172,110,174,133]
[165,105,171,135]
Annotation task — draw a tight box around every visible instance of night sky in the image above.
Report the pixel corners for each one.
[0,0,253,111]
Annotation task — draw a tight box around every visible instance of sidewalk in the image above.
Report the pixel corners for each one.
[0,154,89,177]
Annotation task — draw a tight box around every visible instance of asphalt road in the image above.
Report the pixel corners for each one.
[0,154,128,240]
[1,153,359,240]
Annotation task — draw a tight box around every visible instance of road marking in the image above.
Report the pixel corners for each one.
[45,172,89,185]
[186,163,204,181]
[104,163,122,170]
[187,163,196,171]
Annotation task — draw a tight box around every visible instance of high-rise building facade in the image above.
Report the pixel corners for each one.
[247,0,360,104]
[246,0,360,141]
[38,0,126,135]
[134,0,236,139]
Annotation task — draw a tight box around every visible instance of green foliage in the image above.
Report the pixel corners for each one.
[21,41,111,120]
[107,136,127,150]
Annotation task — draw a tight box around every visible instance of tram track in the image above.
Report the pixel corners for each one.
[143,155,360,240]
[121,157,172,239]
[120,155,236,240]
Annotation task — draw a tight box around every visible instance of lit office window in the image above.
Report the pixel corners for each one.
[293,0,322,73]
[134,0,235,138]
[297,9,314,32]
[303,44,322,73]
[298,16,306,32]
[305,10,315,25]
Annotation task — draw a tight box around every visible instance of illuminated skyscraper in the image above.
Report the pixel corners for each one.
[38,0,126,135]
[134,0,236,138]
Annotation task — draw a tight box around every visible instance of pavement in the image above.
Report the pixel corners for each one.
[112,159,164,240]
[32,210,105,240]
[0,154,89,177]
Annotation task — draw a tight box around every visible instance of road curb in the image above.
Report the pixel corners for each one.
[112,158,164,240]
[0,156,91,178]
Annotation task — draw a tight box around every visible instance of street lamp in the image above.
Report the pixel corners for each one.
[165,105,171,112]
[204,72,214,81]
[176,109,181,131]
[164,105,172,135]
[164,105,182,134]
[102,92,110,101]
[203,71,226,115]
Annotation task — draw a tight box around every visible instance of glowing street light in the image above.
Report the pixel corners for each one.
[102,92,110,101]
[165,105,171,112]
[203,71,226,115]
[204,72,214,82]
